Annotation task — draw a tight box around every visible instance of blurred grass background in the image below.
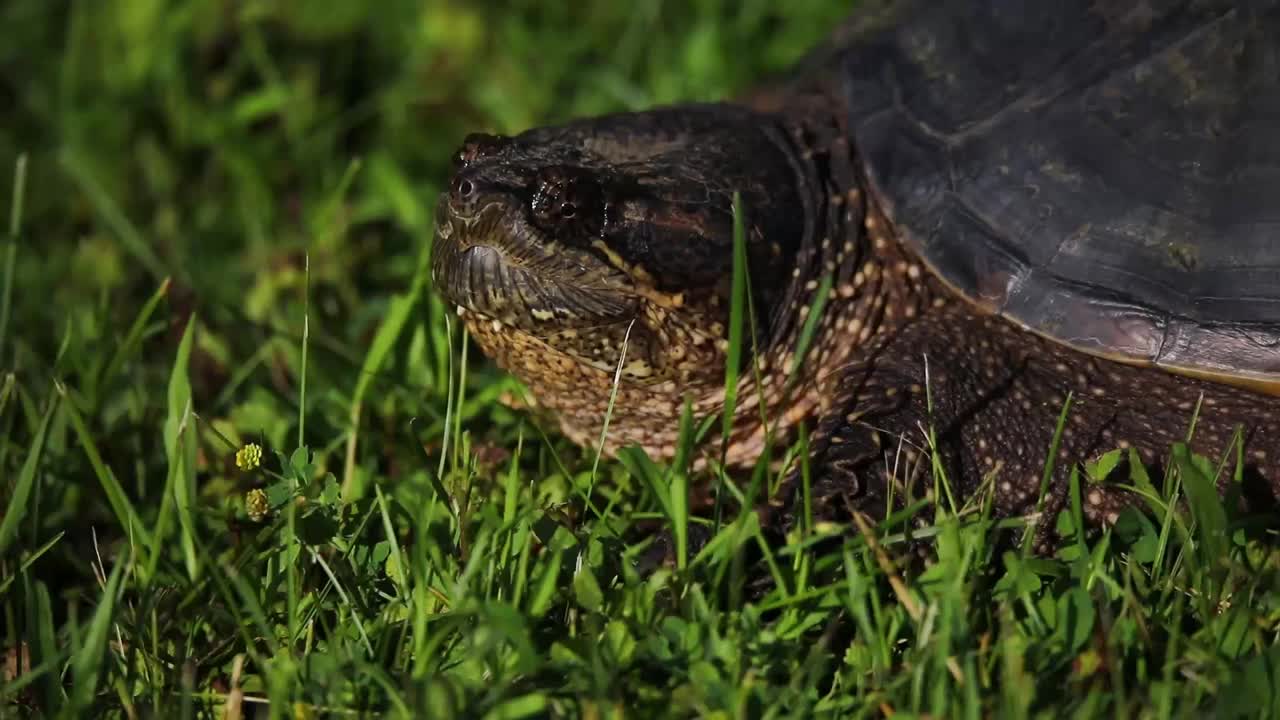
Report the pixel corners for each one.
[0,0,848,560]
[1,0,845,381]
[6,1,1280,718]
[0,0,848,474]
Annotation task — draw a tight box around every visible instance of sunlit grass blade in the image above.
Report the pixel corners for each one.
[526,542,563,619]
[617,446,670,520]
[344,251,425,502]
[298,253,311,448]
[436,313,458,483]
[376,484,410,600]
[1022,392,1074,556]
[163,314,201,580]
[286,253,314,646]
[1172,443,1228,579]
[721,191,749,454]
[786,272,833,388]
[588,318,634,499]
[670,401,694,569]
[1067,465,1086,552]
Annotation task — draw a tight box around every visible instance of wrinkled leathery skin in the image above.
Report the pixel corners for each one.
[801,297,1280,547]
[432,98,1280,550]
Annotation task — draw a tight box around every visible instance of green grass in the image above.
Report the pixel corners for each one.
[3,1,1280,717]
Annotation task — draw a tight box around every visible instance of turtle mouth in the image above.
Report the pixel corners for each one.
[431,194,638,331]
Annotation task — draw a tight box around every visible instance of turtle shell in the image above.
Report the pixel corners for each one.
[834,0,1280,388]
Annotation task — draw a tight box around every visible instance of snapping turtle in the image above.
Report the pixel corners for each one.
[432,1,1280,534]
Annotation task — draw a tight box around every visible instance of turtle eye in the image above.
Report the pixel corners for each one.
[530,167,602,239]
[451,176,475,199]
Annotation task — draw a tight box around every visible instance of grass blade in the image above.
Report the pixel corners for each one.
[1173,443,1228,577]
[59,149,169,282]
[163,314,200,580]
[0,531,64,596]
[343,263,424,502]
[0,386,59,557]
[0,372,12,419]
[298,253,310,448]
[68,550,127,713]
[671,402,694,569]
[0,154,26,362]
[721,191,749,453]
[59,384,151,547]
[90,276,171,410]
[24,576,62,713]
[786,272,833,387]
[588,318,634,498]
[1022,392,1074,556]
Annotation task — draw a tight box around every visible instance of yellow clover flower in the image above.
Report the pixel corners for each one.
[236,443,262,471]
[245,488,269,522]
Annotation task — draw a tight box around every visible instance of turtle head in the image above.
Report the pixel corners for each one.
[432,105,811,386]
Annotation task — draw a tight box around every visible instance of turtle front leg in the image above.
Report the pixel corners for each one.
[799,301,1280,542]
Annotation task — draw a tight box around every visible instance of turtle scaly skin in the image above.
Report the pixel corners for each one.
[431,2,1280,539]
[806,303,1280,531]
[433,106,890,469]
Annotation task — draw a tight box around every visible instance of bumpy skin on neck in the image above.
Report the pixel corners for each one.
[432,101,1280,535]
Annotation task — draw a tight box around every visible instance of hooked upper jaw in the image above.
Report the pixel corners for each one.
[430,173,637,334]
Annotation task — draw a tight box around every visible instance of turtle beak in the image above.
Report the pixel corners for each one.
[431,193,506,315]
[432,242,503,316]
[431,168,643,338]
